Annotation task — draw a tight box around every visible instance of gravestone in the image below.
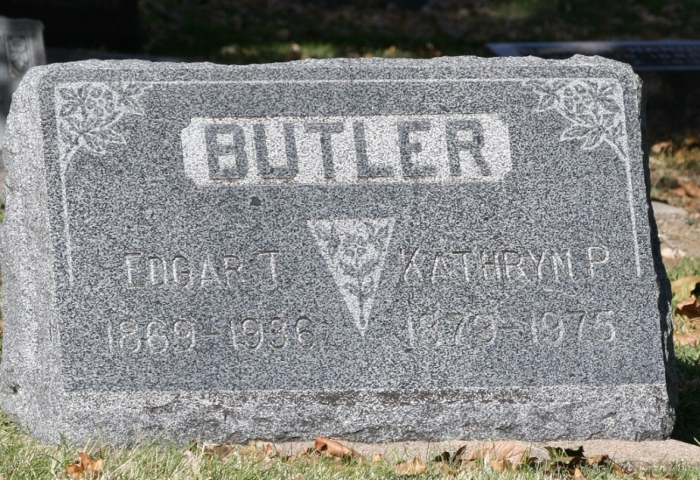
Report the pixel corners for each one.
[0,17,45,172]
[2,0,141,53]
[0,56,676,445]
[487,40,700,71]
[487,41,700,135]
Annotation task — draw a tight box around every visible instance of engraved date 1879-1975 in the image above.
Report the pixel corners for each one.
[406,309,617,349]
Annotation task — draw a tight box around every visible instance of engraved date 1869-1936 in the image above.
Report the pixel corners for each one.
[107,315,315,355]
[406,309,617,349]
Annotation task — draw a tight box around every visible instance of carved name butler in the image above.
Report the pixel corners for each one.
[182,114,511,184]
[0,57,675,446]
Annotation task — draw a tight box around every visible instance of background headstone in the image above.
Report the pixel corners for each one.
[488,40,700,71]
[1,0,141,53]
[488,41,700,136]
[0,56,675,445]
[0,16,45,174]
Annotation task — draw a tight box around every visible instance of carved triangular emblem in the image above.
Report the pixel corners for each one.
[309,218,395,335]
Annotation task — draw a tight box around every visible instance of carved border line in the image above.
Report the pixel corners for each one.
[54,82,151,284]
[530,78,640,277]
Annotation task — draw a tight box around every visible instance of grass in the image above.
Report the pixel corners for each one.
[667,258,700,446]
[673,341,700,446]
[1,419,700,479]
[667,258,700,283]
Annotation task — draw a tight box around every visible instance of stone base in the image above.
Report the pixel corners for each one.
[0,383,674,445]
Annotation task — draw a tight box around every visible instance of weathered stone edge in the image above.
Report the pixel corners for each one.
[37,384,673,445]
[0,66,65,439]
[636,66,678,414]
[19,54,640,85]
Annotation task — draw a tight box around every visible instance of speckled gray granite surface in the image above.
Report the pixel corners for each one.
[0,56,676,445]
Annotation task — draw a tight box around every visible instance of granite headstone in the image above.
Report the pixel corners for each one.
[0,17,45,171]
[0,57,676,445]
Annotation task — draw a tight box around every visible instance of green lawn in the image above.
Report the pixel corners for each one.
[668,260,700,445]
[0,417,699,479]
[674,342,700,445]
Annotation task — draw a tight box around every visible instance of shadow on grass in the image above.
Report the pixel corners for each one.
[672,344,700,445]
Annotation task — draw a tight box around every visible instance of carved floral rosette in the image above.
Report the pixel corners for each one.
[531,79,628,159]
[55,82,151,171]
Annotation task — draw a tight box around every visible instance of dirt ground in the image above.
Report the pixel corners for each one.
[652,200,700,265]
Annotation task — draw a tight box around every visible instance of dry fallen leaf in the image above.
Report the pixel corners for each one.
[651,141,673,155]
[671,276,700,300]
[394,456,426,475]
[435,444,469,464]
[543,445,586,472]
[586,454,610,466]
[463,441,528,467]
[541,446,622,476]
[489,459,508,472]
[65,452,104,479]
[684,135,700,147]
[239,443,258,456]
[677,179,700,199]
[670,187,688,198]
[675,295,700,318]
[203,443,236,460]
[372,452,383,464]
[261,443,274,457]
[313,437,360,459]
[674,331,700,346]
[661,246,686,260]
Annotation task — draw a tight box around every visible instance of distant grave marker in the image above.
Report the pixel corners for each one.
[0,16,45,170]
[3,0,141,52]
[487,40,700,71]
[0,57,676,445]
